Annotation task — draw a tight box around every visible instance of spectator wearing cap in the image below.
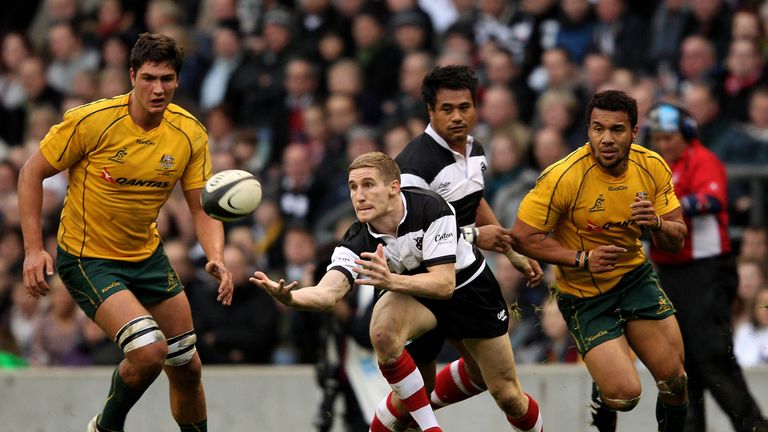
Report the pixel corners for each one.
[390,9,435,55]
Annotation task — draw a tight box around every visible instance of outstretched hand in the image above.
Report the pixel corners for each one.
[205,260,234,305]
[249,271,298,307]
[354,244,394,290]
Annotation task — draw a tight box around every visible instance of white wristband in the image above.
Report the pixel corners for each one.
[462,227,479,244]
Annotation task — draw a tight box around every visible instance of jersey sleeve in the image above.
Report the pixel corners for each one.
[181,123,212,191]
[421,209,458,267]
[516,172,566,232]
[39,110,90,171]
[327,245,360,288]
[651,157,681,216]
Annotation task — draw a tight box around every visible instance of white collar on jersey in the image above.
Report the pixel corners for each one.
[425,124,475,158]
[366,192,408,239]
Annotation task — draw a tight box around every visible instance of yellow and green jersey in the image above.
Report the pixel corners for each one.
[517,143,680,298]
[40,93,211,261]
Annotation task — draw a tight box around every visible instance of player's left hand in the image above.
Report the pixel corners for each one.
[630,196,661,231]
[506,250,545,287]
[476,225,514,253]
[355,244,394,290]
[205,260,234,305]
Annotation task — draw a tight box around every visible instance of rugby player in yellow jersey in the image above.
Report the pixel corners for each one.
[18,33,233,432]
[511,90,689,432]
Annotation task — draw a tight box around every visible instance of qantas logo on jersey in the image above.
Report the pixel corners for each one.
[586,219,636,231]
[100,167,116,183]
[115,178,171,188]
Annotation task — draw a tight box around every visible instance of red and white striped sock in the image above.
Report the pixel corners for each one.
[379,351,442,432]
[507,393,543,432]
[370,392,411,432]
[431,358,486,408]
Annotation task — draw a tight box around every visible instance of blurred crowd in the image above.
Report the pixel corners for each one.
[1,0,768,370]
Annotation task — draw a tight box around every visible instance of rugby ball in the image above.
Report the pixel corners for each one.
[201,170,262,222]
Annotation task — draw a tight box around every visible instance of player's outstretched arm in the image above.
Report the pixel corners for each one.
[475,198,543,285]
[184,187,234,305]
[18,150,60,298]
[250,270,352,311]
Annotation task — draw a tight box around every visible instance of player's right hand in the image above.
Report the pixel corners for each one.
[586,245,627,273]
[249,271,298,306]
[23,249,54,298]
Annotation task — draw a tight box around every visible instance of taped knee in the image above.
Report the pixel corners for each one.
[657,373,687,398]
[116,316,165,353]
[602,394,641,412]
[165,330,197,366]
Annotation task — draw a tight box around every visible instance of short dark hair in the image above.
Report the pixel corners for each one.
[130,33,184,75]
[586,90,638,129]
[421,65,478,111]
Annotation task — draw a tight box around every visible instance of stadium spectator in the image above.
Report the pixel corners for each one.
[647,102,768,432]
[551,0,597,65]
[511,90,689,432]
[739,225,768,266]
[532,88,585,150]
[648,0,692,74]
[0,32,31,146]
[531,126,570,171]
[682,0,733,60]
[474,84,532,160]
[44,20,100,95]
[18,33,233,432]
[713,37,766,122]
[682,82,733,150]
[581,52,614,96]
[195,245,279,364]
[5,281,45,360]
[590,0,650,71]
[350,7,401,107]
[386,50,433,126]
[675,35,719,95]
[734,258,767,329]
[199,22,243,112]
[733,287,768,368]
[224,7,296,132]
[28,275,90,366]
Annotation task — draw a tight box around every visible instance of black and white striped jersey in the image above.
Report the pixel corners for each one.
[327,188,484,291]
[395,125,487,229]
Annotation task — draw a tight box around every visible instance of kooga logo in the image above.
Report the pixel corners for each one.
[116,178,170,188]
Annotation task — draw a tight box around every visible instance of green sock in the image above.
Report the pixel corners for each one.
[656,396,688,432]
[99,368,147,431]
[179,420,207,431]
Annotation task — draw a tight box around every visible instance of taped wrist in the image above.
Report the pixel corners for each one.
[462,226,480,244]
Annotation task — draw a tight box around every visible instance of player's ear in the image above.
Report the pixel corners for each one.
[390,179,400,195]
